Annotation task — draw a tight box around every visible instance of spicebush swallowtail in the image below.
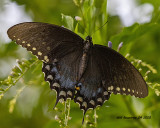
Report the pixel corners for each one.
[7,22,148,123]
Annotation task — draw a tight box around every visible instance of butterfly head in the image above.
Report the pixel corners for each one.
[85,36,92,43]
[84,36,93,50]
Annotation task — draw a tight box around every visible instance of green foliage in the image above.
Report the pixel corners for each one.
[0,58,39,99]
[0,0,160,128]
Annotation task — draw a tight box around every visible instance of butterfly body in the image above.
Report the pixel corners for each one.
[78,36,93,81]
[7,22,148,122]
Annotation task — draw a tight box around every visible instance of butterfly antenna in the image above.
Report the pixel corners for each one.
[91,21,108,36]
[91,16,112,36]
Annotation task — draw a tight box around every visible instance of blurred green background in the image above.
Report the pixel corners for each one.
[0,0,160,128]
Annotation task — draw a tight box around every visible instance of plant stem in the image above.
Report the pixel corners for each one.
[64,101,67,126]
[94,109,97,127]
[64,99,71,127]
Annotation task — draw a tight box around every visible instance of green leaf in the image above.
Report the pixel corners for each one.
[61,14,74,31]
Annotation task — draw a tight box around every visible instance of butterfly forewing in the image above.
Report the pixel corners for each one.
[93,45,148,98]
[7,22,84,63]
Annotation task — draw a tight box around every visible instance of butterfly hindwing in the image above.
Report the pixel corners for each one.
[42,46,83,103]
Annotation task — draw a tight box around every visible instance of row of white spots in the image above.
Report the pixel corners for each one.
[14,36,51,62]
[42,42,49,61]
[59,90,73,98]
[75,96,104,109]
[107,85,143,95]
[59,90,73,97]
[108,86,114,91]
[42,42,51,51]
[51,82,73,98]
[67,90,72,97]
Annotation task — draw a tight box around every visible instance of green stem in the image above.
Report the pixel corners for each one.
[64,99,71,127]
[9,86,26,113]
[67,99,71,124]
[64,101,67,126]
[94,109,97,127]
[79,5,86,29]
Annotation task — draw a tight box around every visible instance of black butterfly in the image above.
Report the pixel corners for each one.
[7,22,148,123]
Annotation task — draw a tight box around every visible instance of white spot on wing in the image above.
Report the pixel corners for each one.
[110,86,114,90]
[122,88,126,91]
[67,91,72,96]
[104,91,108,95]
[59,91,66,97]
[77,97,83,102]
[89,100,95,106]
[38,52,42,56]
[97,98,102,103]
[32,47,36,50]
[52,83,60,88]
[116,87,120,91]
[82,102,87,108]
[42,42,46,45]
[47,46,51,50]
[27,44,31,47]
[44,56,49,62]
[47,75,53,80]
[45,65,50,71]
[44,56,48,60]
[46,59,49,62]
